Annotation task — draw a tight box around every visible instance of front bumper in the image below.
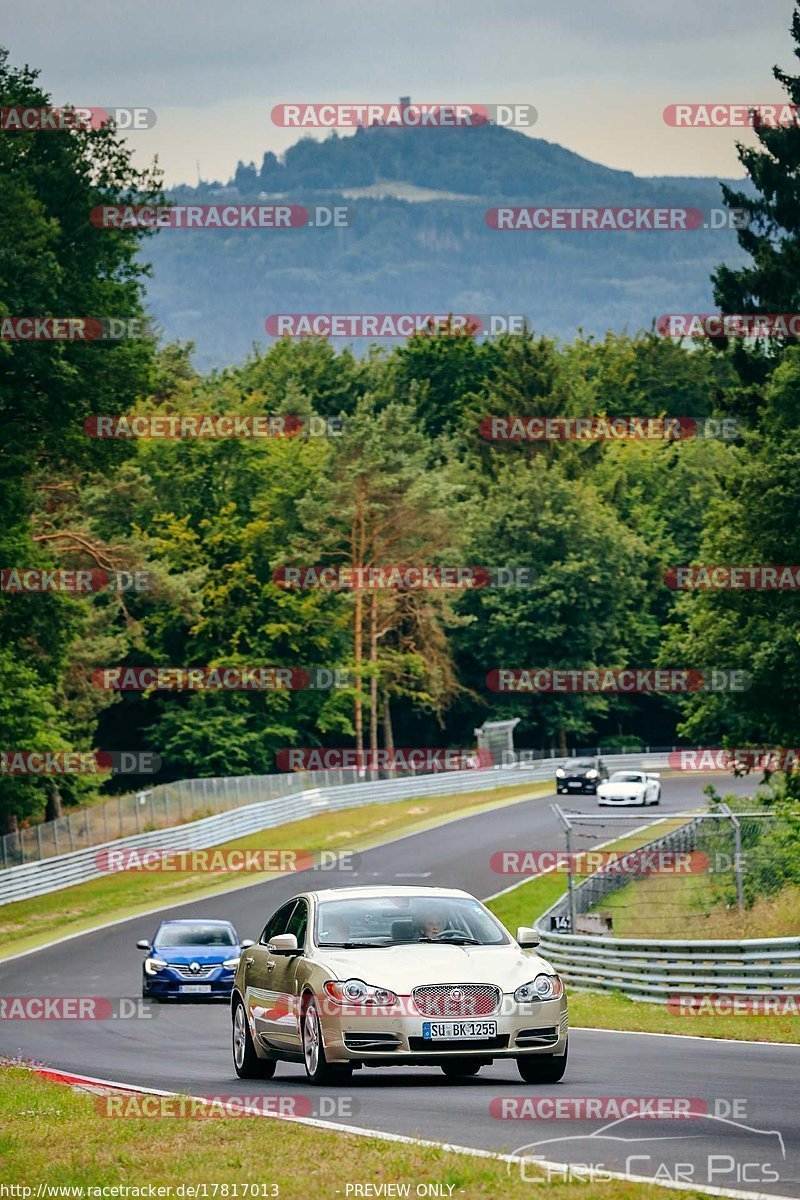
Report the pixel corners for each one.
[597,793,645,806]
[557,780,596,794]
[143,968,235,999]
[319,996,568,1063]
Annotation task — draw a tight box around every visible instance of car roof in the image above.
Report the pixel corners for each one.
[156,918,235,926]
[300,885,474,903]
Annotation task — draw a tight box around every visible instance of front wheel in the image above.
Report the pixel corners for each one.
[232,1000,276,1079]
[441,1059,482,1078]
[517,1039,568,1084]
[302,999,353,1085]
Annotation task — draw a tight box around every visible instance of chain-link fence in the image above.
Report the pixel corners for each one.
[548,802,790,939]
[0,769,363,870]
[1,743,681,870]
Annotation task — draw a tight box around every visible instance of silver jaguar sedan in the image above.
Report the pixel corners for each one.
[231,885,568,1084]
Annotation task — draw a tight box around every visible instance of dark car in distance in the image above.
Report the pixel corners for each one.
[555,757,608,795]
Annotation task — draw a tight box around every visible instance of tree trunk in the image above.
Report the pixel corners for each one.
[352,502,365,769]
[3,811,19,836]
[45,785,63,821]
[369,591,379,779]
[354,586,363,763]
[558,726,567,756]
[382,693,394,753]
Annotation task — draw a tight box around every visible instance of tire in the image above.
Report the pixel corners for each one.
[441,1059,482,1078]
[653,789,661,805]
[517,1039,568,1084]
[232,998,277,1079]
[302,998,353,1085]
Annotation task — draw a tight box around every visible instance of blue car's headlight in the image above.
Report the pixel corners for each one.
[144,957,168,975]
[222,957,240,969]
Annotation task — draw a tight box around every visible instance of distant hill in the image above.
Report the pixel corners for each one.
[142,124,750,370]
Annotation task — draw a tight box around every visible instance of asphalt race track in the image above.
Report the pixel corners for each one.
[2,773,798,1198]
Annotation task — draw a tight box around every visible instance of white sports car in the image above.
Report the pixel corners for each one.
[232,885,568,1084]
[596,770,661,806]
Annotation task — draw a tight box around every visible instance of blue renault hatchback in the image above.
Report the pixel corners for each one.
[137,918,254,1001]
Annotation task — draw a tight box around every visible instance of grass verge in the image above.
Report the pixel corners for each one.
[0,1065,718,1200]
[567,990,800,1044]
[0,780,549,960]
[591,874,800,939]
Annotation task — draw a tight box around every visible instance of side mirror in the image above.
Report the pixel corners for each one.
[240,938,255,949]
[136,939,151,950]
[516,926,541,949]
[268,933,300,955]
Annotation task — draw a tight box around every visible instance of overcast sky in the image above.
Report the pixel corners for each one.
[4,0,798,186]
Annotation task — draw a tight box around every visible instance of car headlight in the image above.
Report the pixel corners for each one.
[586,769,598,779]
[556,768,566,778]
[222,957,240,969]
[144,957,168,975]
[323,979,398,1006]
[514,974,564,1002]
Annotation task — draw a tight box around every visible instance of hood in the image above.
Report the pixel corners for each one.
[152,944,238,964]
[312,943,555,991]
[597,781,644,798]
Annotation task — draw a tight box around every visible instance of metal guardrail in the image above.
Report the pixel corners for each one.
[0,752,662,906]
[1,743,669,869]
[536,816,800,1001]
[537,929,800,1001]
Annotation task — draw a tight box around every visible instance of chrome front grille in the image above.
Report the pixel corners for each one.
[169,964,217,979]
[412,983,501,1017]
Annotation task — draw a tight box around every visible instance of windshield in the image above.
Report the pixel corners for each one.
[609,772,644,783]
[315,896,510,947]
[566,760,595,769]
[155,923,236,947]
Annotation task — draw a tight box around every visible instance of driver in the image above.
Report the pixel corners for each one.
[417,912,444,939]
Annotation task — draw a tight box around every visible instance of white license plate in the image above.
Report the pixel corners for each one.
[568,780,582,787]
[180,984,211,994]
[422,1021,497,1040]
